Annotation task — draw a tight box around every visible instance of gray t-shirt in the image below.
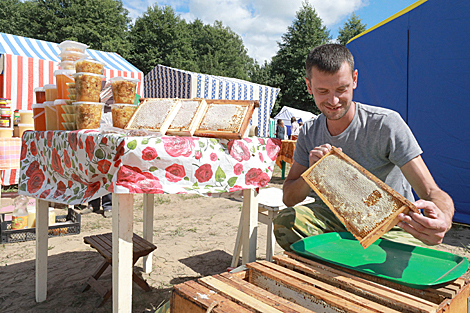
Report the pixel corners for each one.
[294,102,422,202]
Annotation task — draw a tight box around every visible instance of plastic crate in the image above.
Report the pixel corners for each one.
[0,207,81,244]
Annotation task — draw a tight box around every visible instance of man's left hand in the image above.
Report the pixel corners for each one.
[397,199,450,245]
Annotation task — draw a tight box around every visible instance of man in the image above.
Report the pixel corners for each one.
[274,44,453,250]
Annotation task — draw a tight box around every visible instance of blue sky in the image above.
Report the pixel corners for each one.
[122,0,420,63]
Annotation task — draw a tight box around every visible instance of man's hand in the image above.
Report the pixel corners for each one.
[397,199,450,245]
[309,144,341,167]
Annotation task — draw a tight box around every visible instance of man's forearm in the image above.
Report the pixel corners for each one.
[283,177,312,207]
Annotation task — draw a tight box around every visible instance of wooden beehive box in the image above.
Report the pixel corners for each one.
[165,98,208,136]
[193,99,259,139]
[171,254,469,313]
[301,146,418,249]
[125,98,182,134]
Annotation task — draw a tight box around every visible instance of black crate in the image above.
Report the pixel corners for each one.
[0,207,81,244]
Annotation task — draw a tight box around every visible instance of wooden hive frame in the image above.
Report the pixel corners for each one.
[193,99,259,139]
[301,146,418,249]
[171,256,469,313]
[165,98,208,136]
[125,98,182,134]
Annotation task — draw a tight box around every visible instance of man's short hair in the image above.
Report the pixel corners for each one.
[305,44,355,79]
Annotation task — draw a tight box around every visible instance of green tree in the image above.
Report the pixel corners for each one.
[337,12,367,46]
[18,0,132,56]
[270,1,330,115]
[189,19,253,80]
[128,4,196,75]
[0,0,25,36]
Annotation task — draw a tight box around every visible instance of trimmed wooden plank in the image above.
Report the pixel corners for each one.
[249,261,398,313]
[242,188,258,264]
[284,252,446,304]
[199,276,284,313]
[35,199,49,302]
[274,255,438,313]
[112,193,134,313]
[142,193,154,273]
[171,280,252,313]
[215,273,314,313]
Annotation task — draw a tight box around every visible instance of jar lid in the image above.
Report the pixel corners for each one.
[73,101,105,106]
[19,110,33,113]
[0,115,10,118]
[34,87,46,92]
[18,123,35,127]
[110,103,136,108]
[58,40,89,52]
[43,84,57,90]
[43,101,55,106]
[54,69,76,76]
[58,51,88,60]
[53,99,68,105]
[32,103,46,108]
[109,76,140,83]
[72,72,105,79]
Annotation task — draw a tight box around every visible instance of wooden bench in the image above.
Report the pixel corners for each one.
[82,232,157,307]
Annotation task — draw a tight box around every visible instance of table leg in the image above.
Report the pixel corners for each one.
[242,189,258,264]
[35,199,49,302]
[142,194,154,273]
[112,193,134,313]
[281,161,286,179]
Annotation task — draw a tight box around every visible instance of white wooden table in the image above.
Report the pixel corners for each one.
[34,189,259,312]
[20,130,279,313]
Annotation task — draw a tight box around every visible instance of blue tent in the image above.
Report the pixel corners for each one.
[347,0,470,224]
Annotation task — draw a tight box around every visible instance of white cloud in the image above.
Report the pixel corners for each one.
[123,0,367,63]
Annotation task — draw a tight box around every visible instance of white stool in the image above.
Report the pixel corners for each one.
[231,187,315,266]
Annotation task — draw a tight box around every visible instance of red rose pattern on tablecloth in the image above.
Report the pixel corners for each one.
[142,146,158,160]
[163,137,195,157]
[227,140,250,162]
[51,148,64,175]
[19,130,281,203]
[195,164,213,183]
[54,181,67,198]
[68,131,78,151]
[84,181,101,199]
[26,167,45,194]
[244,168,270,187]
[64,150,71,168]
[85,136,95,161]
[46,131,53,147]
[266,138,281,161]
[165,163,186,182]
[20,140,27,160]
[97,160,112,174]
[30,141,37,156]
[234,163,243,175]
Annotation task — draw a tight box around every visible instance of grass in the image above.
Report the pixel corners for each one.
[155,195,171,205]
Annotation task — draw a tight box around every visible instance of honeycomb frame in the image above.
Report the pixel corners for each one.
[193,99,259,139]
[301,146,418,249]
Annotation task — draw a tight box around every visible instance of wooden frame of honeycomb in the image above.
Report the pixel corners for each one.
[193,99,259,139]
[301,146,418,249]
[165,98,208,136]
[125,98,182,134]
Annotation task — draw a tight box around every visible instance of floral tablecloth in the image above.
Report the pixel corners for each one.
[18,130,281,205]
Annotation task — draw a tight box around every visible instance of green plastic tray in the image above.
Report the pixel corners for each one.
[290,232,469,289]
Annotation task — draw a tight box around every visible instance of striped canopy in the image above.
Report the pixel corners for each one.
[0,32,143,110]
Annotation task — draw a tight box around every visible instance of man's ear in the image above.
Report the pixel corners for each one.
[352,69,358,89]
[305,77,313,95]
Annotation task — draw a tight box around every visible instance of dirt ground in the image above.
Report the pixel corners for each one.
[1,165,470,313]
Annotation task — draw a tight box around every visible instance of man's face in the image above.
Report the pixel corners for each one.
[305,62,358,121]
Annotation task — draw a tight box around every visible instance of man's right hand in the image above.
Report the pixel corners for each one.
[309,144,339,167]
